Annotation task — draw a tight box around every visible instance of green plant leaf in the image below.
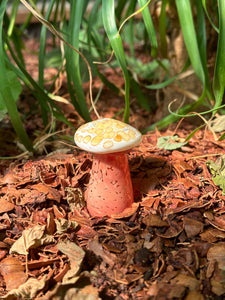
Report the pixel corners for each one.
[201,0,219,33]
[175,0,205,85]
[64,0,91,122]
[0,70,22,120]
[127,56,169,80]
[207,156,225,194]
[157,135,188,150]
[158,0,168,58]
[102,0,130,123]
[138,0,158,58]
[213,0,225,111]
[0,0,33,152]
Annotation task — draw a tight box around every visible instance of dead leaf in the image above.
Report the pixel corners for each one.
[0,256,27,291]
[2,275,47,299]
[184,291,204,300]
[41,274,100,300]
[55,218,78,235]
[170,273,200,291]
[10,225,55,255]
[156,223,183,238]
[111,203,139,219]
[88,240,116,267]
[205,215,225,232]
[65,187,85,211]
[0,197,15,213]
[142,214,169,227]
[211,278,225,296]
[183,217,204,238]
[57,240,85,283]
[32,183,61,202]
[76,225,97,240]
[209,115,225,132]
[14,188,46,205]
[114,269,143,285]
[53,204,66,219]
[207,243,225,269]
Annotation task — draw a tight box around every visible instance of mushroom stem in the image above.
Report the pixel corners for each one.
[87,152,134,217]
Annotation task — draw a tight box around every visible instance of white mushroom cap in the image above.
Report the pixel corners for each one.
[74,118,142,154]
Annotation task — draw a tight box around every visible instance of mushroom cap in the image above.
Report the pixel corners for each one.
[74,118,142,154]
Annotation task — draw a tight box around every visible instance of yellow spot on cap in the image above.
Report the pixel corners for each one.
[103,140,114,149]
[128,129,136,138]
[118,131,130,141]
[114,134,122,142]
[91,135,103,146]
[95,128,104,135]
[87,128,96,134]
[105,127,113,133]
[114,122,125,129]
[76,134,82,143]
[83,135,91,143]
[103,132,115,139]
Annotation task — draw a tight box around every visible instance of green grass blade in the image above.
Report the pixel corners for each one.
[65,0,91,122]
[195,1,212,100]
[0,0,33,152]
[7,0,19,37]
[96,69,120,94]
[145,58,190,89]
[86,0,102,54]
[115,0,127,21]
[38,0,56,125]
[102,0,130,123]
[201,0,219,33]
[158,0,168,58]
[39,0,55,88]
[175,0,205,85]
[4,34,72,129]
[125,0,137,57]
[185,124,206,141]
[4,11,25,67]
[213,0,225,111]
[142,95,205,133]
[130,77,151,111]
[138,0,158,58]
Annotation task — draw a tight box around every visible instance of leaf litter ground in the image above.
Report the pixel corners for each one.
[1,122,225,299]
[1,32,225,299]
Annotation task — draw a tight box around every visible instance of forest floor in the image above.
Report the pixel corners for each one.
[1,35,225,300]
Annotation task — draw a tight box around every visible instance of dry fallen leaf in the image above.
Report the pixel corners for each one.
[207,243,225,269]
[183,217,204,238]
[2,275,47,299]
[0,197,15,214]
[55,218,78,235]
[0,256,27,291]
[40,276,100,300]
[57,240,85,284]
[111,203,139,219]
[9,225,55,255]
[31,183,61,202]
[88,239,116,267]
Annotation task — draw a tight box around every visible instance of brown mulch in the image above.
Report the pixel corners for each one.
[1,30,225,299]
[1,123,225,299]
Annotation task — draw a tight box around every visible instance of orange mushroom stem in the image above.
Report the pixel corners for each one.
[87,152,133,217]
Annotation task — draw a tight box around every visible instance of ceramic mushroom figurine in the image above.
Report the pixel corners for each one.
[74,118,142,217]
